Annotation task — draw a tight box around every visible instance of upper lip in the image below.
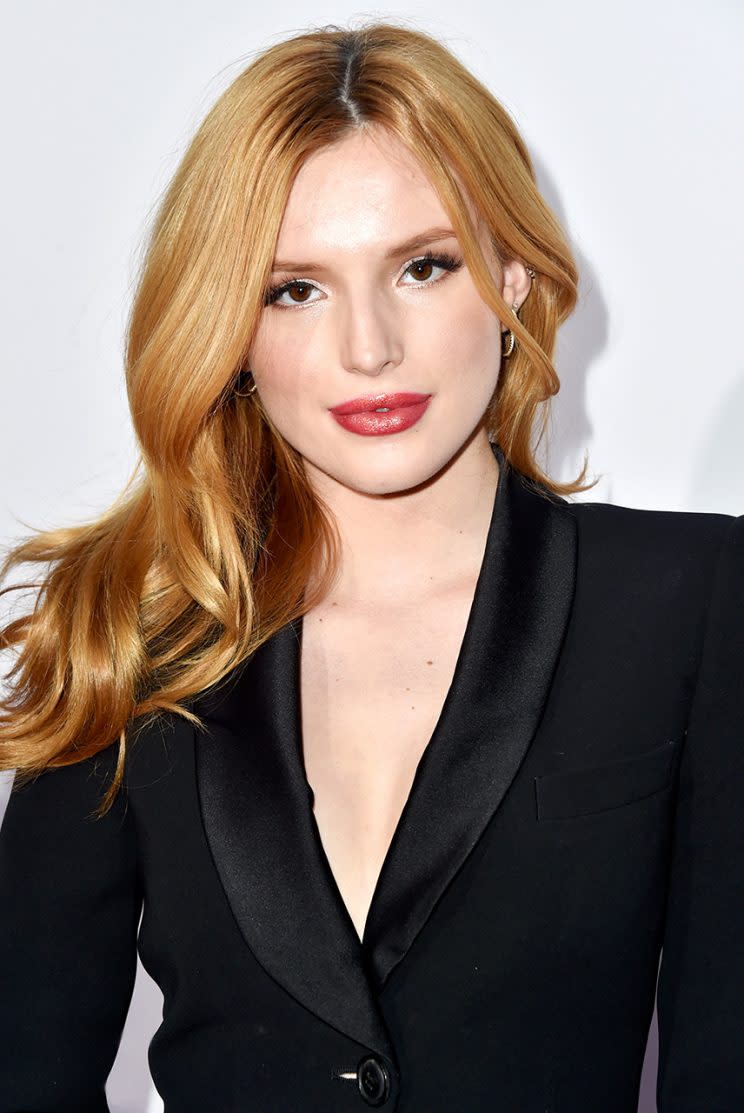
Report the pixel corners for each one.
[329,392,432,415]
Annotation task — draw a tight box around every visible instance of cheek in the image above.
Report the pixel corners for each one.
[435,293,502,383]
[248,319,310,399]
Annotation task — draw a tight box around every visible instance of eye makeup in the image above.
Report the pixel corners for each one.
[263,251,464,309]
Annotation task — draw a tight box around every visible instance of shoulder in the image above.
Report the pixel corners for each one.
[122,708,196,791]
[562,495,741,587]
[543,494,743,640]
[564,493,737,548]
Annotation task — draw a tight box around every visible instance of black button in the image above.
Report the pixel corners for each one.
[357,1054,390,1106]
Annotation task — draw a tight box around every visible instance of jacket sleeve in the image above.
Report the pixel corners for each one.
[656,512,744,1112]
[0,742,143,1112]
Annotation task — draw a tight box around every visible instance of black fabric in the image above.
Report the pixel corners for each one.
[1,441,742,1112]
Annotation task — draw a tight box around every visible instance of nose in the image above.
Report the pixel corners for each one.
[337,286,403,378]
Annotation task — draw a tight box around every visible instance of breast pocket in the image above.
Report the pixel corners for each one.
[534,736,683,821]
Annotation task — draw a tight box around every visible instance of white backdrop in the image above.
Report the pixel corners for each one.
[1,2,742,1110]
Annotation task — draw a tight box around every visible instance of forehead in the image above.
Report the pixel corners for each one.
[273,127,479,260]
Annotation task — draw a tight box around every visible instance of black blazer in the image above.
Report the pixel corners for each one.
[1,441,743,1113]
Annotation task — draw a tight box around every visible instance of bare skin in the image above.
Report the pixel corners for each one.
[300,557,487,941]
[248,123,532,941]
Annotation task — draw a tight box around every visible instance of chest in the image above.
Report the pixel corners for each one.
[299,586,477,942]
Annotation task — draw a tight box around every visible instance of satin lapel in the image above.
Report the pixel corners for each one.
[194,621,394,1059]
[363,443,578,988]
[194,441,577,1053]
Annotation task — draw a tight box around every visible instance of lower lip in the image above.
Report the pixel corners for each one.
[330,397,432,436]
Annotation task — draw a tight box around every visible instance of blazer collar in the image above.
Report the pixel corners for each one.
[194,441,577,1061]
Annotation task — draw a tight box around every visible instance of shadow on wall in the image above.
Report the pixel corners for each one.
[107,942,165,1113]
[639,995,661,1113]
[524,152,610,494]
[687,367,744,513]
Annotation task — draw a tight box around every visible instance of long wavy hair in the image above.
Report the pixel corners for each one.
[0,19,596,816]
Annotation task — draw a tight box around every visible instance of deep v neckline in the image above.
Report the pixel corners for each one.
[194,439,578,1053]
[295,458,507,946]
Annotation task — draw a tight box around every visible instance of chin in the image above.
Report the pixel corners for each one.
[332,447,455,497]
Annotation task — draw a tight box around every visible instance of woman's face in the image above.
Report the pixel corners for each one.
[247,125,530,496]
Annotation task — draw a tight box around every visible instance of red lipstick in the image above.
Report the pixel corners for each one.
[329,392,432,437]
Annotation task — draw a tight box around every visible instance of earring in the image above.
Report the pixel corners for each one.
[501,303,520,359]
[234,367,258,397]
[502,265,535,357]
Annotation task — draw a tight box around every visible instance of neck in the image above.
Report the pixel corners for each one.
[303,432,499,608]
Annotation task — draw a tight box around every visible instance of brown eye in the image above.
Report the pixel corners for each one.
[401,252,463,288]
[409,260,434,281]
[264,279,320,308]
[287,283,313,303]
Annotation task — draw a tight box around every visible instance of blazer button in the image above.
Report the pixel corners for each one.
[356,1055,391,1106]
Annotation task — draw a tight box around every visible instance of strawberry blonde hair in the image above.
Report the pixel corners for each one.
[0,20,595,815]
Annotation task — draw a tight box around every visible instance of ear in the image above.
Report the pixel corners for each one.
[500,260,534,329]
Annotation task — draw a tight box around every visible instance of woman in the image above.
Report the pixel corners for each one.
[0,20,742,1113]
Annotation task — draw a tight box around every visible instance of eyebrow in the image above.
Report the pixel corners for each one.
[271,226,458,274]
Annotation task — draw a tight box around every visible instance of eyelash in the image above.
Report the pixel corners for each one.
[263,251,464,309]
